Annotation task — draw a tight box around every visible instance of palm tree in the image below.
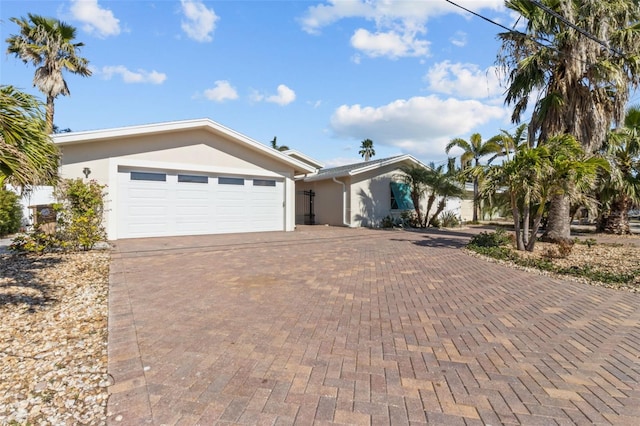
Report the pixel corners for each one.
[6,14,92,133]
[484,134,606,251]
[596,106,640,234]
[445,133,500,222]
[0,85,59,188]
[498,0,640,242]
[487,123,529,163]
[269,136,289,152]
[398,164,430,226]
[359,139,375,161]
[427,173,465,228]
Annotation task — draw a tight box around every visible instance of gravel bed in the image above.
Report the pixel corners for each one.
[0,251,110,425]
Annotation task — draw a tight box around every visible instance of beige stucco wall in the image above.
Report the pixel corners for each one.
[56,128,298,238]
[295,179,346,226]
[297,162,467,228]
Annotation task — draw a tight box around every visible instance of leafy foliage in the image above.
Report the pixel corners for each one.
[468,229,512,248]
[54,179,106,251]
[0,189,22,236]
[10,179,106,253]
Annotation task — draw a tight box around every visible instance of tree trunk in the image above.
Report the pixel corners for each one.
[46,96,55,134]
[511,193,525,251]
[602,196,631,235]
[430,198,447,227]
[472,177,479,222]
[542,194,572,242]
[424,192,436,227]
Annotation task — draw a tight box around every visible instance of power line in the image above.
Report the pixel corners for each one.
[529,0,626,57]
[444,0,626,59]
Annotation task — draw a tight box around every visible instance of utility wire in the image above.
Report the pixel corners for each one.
[445,0,626,59]
[529,0,626,57]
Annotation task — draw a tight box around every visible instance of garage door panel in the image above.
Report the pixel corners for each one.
[118,170,284,238]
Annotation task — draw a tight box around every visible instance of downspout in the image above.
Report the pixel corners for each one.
[332,177,351,227]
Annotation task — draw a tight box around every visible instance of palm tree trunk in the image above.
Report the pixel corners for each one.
[602,197,631,235]
[430,198,447,226]
[542,194,572,242]
[424,192,436,227]
[472,177,479,222]
[46,95,55,134]
[511,192,525,250]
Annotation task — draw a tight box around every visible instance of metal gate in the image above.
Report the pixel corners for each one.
[301,190,315,225]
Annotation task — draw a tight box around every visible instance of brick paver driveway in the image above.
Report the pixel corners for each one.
[107,227,640,425]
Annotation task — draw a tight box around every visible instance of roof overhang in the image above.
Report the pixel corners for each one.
[303,154,429,182]
[52,118,317,175]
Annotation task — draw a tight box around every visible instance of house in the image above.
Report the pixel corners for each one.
[24,119,316,240]
[294,155,463,228]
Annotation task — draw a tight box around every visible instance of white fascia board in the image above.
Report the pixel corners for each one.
[282,149,324,170]
[52,118,316,175]
[347,155,426,176]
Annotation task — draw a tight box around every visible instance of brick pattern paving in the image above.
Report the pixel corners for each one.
[108,227,640,425]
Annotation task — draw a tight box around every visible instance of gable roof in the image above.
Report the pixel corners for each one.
[303,155,429,182]
[52,118,317,175]
[282,149,324,170]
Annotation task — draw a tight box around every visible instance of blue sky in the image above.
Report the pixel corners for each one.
[2,0,518,167]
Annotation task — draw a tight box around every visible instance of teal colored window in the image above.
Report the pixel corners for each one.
[390,182,414,210]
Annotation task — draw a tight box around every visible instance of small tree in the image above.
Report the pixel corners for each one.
[0,189,22,236]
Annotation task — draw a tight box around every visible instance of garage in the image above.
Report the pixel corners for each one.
[117,168,285,239]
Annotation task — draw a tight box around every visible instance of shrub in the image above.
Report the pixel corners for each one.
[10,179,107,253]
[0,190,22,237]
[54,179,106,251]
[468,228,511,248]
[439,211,461,228]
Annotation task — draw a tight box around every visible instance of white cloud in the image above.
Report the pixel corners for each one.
[70,0,120,38]
[180,0,219,42]
[300,0,504,59]
[253,84,296,106]
[300,0,504,34]
[100,66,167,84]
[330,95,508,156]
[425,61,503,99]
[203,80,238,102]
[350,29,429,59]
[450,31,467,47]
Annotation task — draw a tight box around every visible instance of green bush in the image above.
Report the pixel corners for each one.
[468,228,511,248]
[0,190,22,237]
[54,179,106,251]
[10,179,107,253]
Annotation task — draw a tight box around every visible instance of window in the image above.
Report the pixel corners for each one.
[131,171,166,182]
[390,182,414,210]
[218,177,244,185]
[178,174,208,183]
[253,179,276,187]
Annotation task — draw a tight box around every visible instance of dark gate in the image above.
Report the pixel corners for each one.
[302,190,315,225]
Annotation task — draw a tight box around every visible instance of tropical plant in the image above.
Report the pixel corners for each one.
[54,178,106,251]
[359,138,375,161]
[445,133,501,222]
[269,136,289,152]
[596,106,640,234]
[487,123,529,163]
[0,189,22,236]
[427,175,465,228]
[498,0,640,241]
[6,14,91,132]
[398,164,430,226]
[0,85,59,188]
[484,134,606,251]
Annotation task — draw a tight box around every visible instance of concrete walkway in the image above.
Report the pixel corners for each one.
[107,226,640,425]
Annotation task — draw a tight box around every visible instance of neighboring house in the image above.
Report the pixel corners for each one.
[295,155,463,228]
[24,119,316,240]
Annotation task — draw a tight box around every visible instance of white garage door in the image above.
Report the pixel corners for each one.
[117,169,284,239]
